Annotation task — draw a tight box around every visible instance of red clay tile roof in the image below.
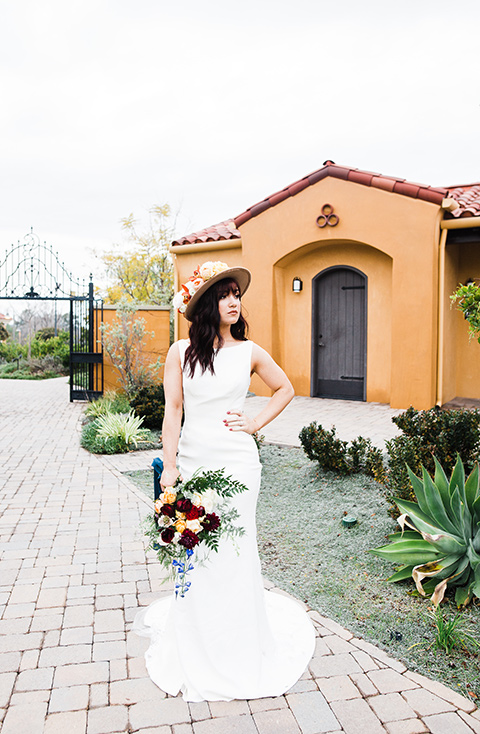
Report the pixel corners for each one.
[233,161,449,228]
[445,184,480,218]
[172,220,240,247]
[172,161,479,246]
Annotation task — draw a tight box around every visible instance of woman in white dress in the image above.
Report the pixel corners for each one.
[134,262,314,702]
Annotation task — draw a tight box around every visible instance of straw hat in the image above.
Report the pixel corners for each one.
[172,261,251,321]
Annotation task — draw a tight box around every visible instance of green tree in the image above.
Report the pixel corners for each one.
[0,323,8,341]
[98,205,174,306]
[451,281,480,341]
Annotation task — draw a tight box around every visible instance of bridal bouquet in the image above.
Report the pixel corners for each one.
[144,468,248,597]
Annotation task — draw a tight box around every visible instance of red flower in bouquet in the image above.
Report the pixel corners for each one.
[186,505,205,520]
[202,513,221,533]
[160,527,175,544]
[178,528,201,549]
[176,498,193,513]
[160,504,175,518]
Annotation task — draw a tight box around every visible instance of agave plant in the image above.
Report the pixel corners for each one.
[371,456,480,607]
[95,410,149,449]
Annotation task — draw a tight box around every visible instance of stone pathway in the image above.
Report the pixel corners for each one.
[1,377,479,734]
[243,395,402,449]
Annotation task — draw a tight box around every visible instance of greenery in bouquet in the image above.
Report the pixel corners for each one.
[144,469,248,596]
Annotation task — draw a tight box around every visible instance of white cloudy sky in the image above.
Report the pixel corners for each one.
[1,0,479,290]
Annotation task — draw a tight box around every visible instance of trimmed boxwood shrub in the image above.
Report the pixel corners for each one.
[299,422,384,479]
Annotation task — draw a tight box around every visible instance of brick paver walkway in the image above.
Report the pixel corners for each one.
[243,396,402,448]
[1,377,479,734]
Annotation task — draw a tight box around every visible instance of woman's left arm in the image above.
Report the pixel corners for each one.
[225,343,294,434]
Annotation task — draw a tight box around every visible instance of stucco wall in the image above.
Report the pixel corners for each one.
[453,240,480,399]
[98,306,170,393]
[443,243,460,404]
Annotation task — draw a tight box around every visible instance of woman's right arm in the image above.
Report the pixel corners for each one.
[160,342,183,488]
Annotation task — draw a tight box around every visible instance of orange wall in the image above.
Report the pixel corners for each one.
[451,240,480,399]
[98,306,170,393]
[170,177,464,409]
[443,243,460,404]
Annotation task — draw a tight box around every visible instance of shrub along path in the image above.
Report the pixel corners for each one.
[0,377,479,734]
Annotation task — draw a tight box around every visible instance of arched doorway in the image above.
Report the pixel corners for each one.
[311,266,367,400]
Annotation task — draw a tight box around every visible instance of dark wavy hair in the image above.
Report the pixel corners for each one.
[184,278,249,376]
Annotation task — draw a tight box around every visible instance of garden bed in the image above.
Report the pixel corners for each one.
[125,443,480,702]
[0,362,67,379]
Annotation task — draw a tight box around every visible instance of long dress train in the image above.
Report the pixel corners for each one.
[133,339,315,702]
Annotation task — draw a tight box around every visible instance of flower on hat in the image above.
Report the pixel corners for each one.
[173,261,229,314]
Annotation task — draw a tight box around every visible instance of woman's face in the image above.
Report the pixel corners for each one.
[217,282,241,327]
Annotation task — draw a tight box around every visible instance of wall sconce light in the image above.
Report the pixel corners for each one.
[292,277,303,293]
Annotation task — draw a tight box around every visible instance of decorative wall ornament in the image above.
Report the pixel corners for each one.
[316,204,339,228]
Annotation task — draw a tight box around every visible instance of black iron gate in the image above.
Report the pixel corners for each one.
[0,228,104,402]
[69,281,104,402]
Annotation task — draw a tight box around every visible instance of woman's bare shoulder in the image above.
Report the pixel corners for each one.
[166,341,182,365]
[250,341,272,365]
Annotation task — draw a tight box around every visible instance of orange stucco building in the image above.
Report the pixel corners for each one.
[170,161,480,410]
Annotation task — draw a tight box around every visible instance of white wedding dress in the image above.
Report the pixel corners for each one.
[133,339,315,702]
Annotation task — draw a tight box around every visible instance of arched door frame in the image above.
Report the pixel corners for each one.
[310,264,368,400]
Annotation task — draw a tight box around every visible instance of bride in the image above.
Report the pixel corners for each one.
[134,261,315,702]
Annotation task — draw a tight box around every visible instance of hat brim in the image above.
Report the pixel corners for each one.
[184,267,251,321]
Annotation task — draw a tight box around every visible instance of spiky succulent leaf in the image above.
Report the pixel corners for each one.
[472,565,480,598]
[386,565,415,582]
[455,584,473,608]
[413,555,470,604]
[450,455,466,499]
[371,539,442,565]
[420,467,459,536]
[465,463,480,513]
[433,457,450,508]
[407,468,429,515]
[419,533,465,556]
[394,499,445,537]
[431,578,449,606]
[448,486,464,527]
[450,563,473,589]
[412,555,463,590]
[387,530,423,543]
[467,542,480,572]
[473,495,480,521]
[473,526,480,553]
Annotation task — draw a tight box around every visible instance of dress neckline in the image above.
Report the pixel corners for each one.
[217,340,249,350]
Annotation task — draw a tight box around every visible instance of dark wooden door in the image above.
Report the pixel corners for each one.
[312,267,366,400]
